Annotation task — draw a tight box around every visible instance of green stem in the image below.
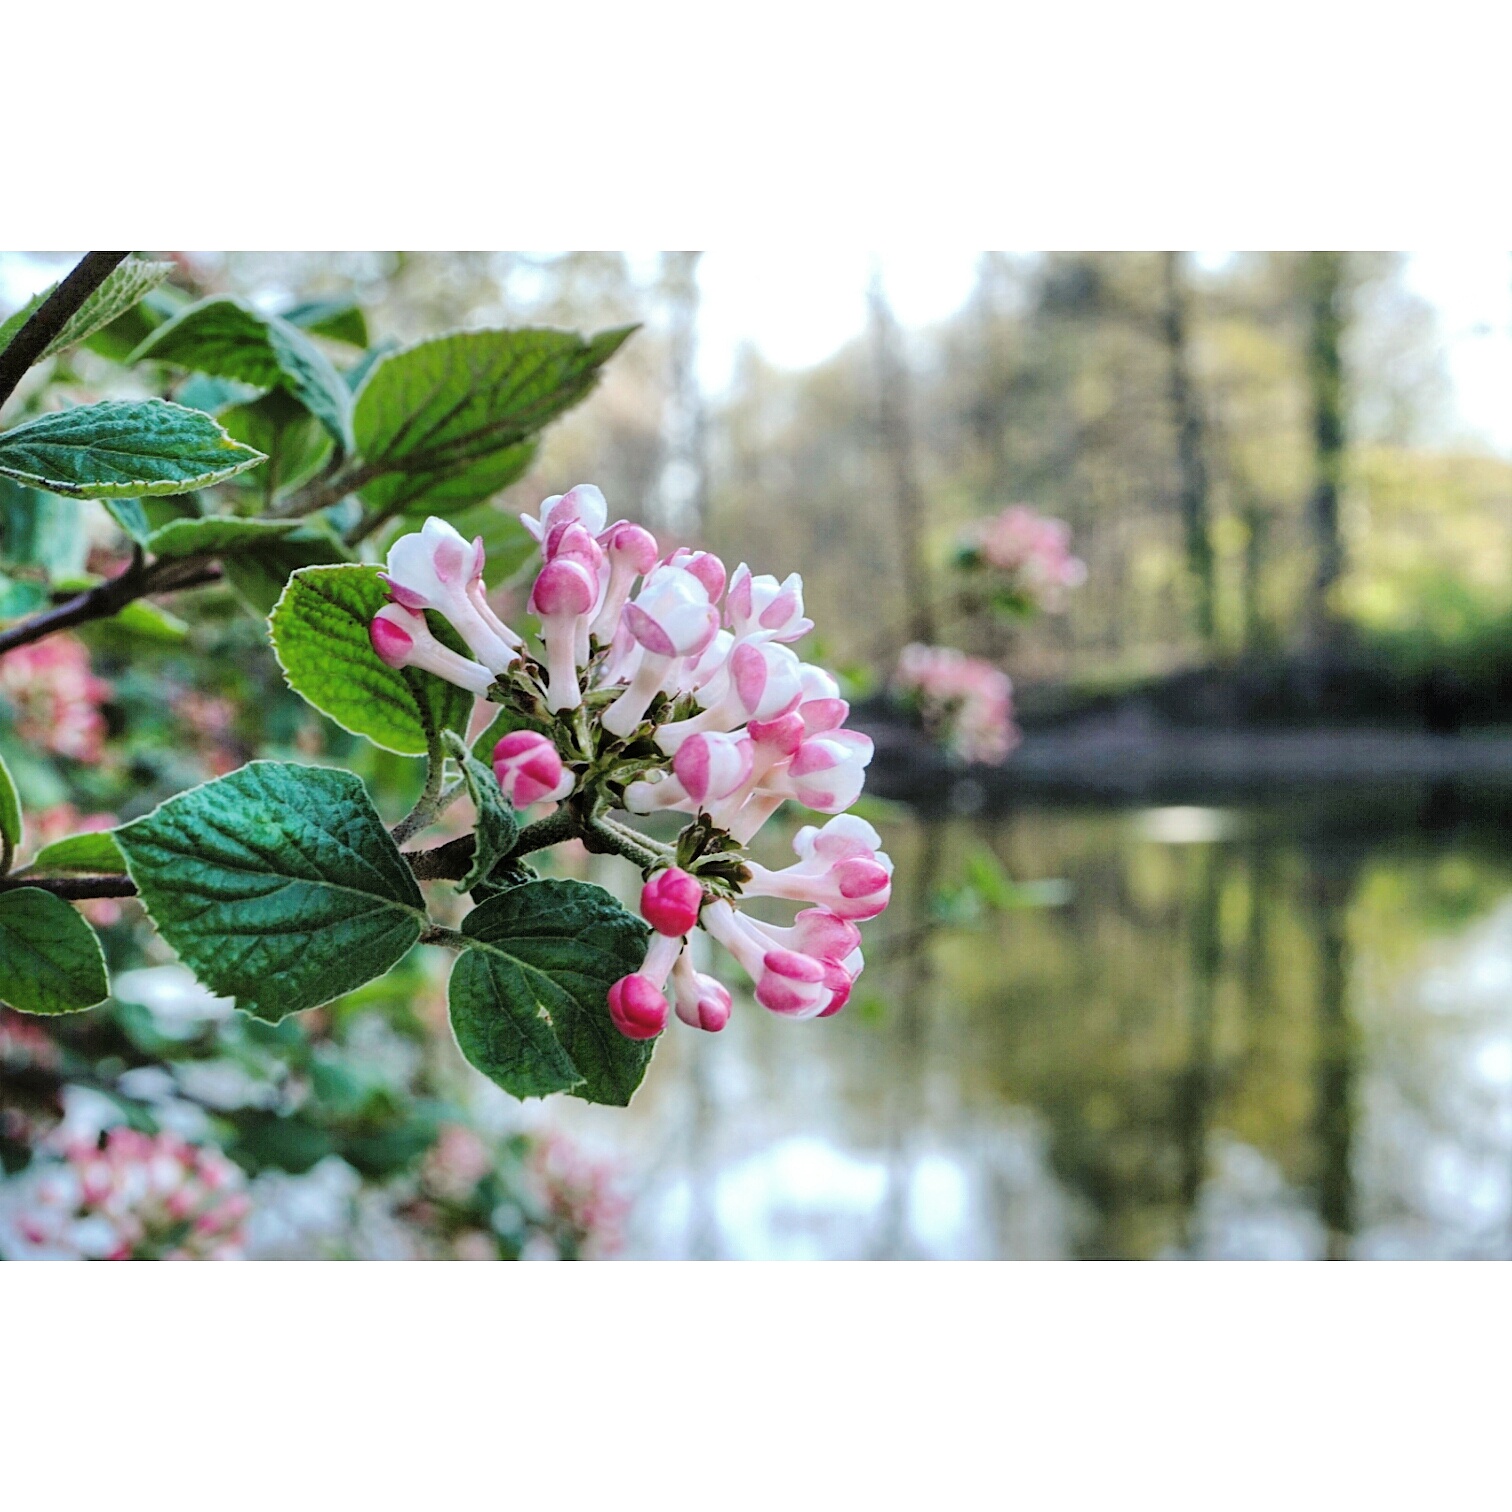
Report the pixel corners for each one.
[419,923,469,949]
[584,814,666,871]
[390,743,452,845]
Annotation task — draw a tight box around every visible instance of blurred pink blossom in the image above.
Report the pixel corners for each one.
[528,1132,630,1258]
[963,504,1086,612]
[894,643,1020,765]
[0,635,111,761]
[5,1128,249,1261]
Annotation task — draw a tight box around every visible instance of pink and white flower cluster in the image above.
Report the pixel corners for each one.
[3,1128,249,1261]
[961,504,1086,612]
[894,643,1020,765]
[368,484,892,1041]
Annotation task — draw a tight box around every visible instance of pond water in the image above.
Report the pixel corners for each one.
[549,784,1512,1260]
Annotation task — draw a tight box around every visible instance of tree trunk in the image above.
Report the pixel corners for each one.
[868,272,936,646]
[1303,251,1348,649]
[1160,251,1217,649]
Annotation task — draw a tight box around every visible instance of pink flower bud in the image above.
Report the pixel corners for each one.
[655,640,805,753]
[700,901,861,1020]
[621,568,719,659]
[543,519,606,572]
[521,483,608,543]
[380,517,520,672]
[493,730,574,807]
[640,867,703,936]
[726,565,813,642]
[662,547,727,602]
[369,604,495,697]
[671,949,732,1032]
[608,974,669,1039]
[783,730,874,812]
[529,556,599,711]
[590,522,660,641]
[623,731,754,817]
[673,731,755,804]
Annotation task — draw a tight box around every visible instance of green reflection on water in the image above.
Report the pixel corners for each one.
[855,789,1512,1259]
[557,787,1512,1260]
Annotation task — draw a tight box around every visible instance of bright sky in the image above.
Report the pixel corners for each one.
[697,249,1512,455]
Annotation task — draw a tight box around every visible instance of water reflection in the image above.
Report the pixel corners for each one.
[545,788,1512,1259]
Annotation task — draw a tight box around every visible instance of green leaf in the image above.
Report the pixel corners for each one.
[147,516,302,560]
[103,498,151,546]
[226,1112,335,1175]
[0,258,173,365]
[223,522,350,617]
[0,572,47,619]
[114,761,427,1023]
[353,326,633,513]
[0,477,87,577]
[84,286,182,363]
[441,730,518,893]
[282,300,369,349]
[218,389,332,496]
[51,259,176,361]
[269,564,476,757]
[0,886,109,1014]
[175,373,264,413]
[25,829,124,874]
[365,441,538,519]
[0,400,266,500]
[111,599,189,642]
[0,291,47,360]
[132,296,354,452]
[449,880,652,1105]
[0,752,21,859]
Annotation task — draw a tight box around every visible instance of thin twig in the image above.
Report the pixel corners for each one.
[0,252,129,413]
[418,923,469,949]
[269,457,381,522]
[0,874,137,899]
[0,557,220,657]
[401,801,586,883]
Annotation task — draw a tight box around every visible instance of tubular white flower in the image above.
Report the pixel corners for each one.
[770,729,874,813]
[742,814,893,920]
[671,947,732,1032]
[381,516,520,672]
[655,639,805,753]
[529,556,599,712]
[701,902,861,1020]
[624,731,754,816]
[601,567,719,738]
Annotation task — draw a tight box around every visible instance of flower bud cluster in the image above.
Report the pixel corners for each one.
[369,485,893,1041]
[5,1128,249,1261]
[894,643,1020,765]
[959,504,1086,612]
